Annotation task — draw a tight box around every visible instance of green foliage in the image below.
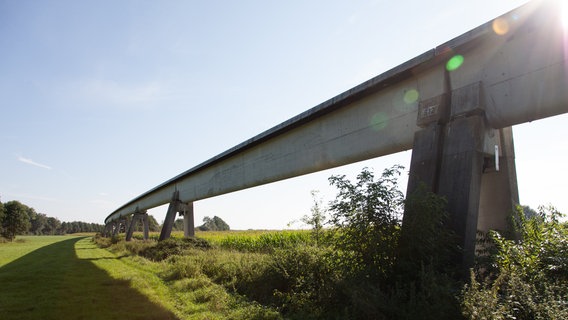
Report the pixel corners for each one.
[0,236,180,319]
[301,190,328,246]
[462,206,568,320]
[140,237,211,261]
[92,166,568,319]
[399,183,460,275]
[327,166,404,280]
[0,200,4,238]
[147,215,160,232]
[218,230,312,253]
[0,198,102,236]
[1,201,31,241]
[198,215,231,231]
[270,245,341,318]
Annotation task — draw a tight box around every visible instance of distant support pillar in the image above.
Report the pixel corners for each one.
[159,191,180,241]
[103,223,111,237]
[126,210,149,241]
[405,82,519,271]
[112,220,120,236]
[158,191,193,241]
[181,202,195,238]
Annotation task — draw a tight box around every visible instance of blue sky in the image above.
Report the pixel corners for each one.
[1,0,566,229]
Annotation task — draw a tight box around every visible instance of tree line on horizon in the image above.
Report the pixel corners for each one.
[0,198,232,241]
[0,199,105,241]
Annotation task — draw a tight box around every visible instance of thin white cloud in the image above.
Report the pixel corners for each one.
[17,156,52,170]
[71,78,179,108]
[5,193,59,202]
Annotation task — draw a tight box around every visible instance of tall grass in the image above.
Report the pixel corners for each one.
[216,230,312,252]
[131,229,314,253]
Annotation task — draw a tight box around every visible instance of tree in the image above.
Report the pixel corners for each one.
[0,200,5,237]
[197,215,230,231]
[463,206,568,319]
[1,201,31,241]
[327,166,404,279]
[172,218,184,231]
[44,217,61,235]
[301,190,327,246]
[30,213,48,235]
[212,216,230,231]
[148,215,160,232]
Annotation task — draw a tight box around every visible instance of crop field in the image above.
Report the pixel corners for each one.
[133,229,313,252]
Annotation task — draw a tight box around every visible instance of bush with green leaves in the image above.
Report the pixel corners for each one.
[1,201,31,241]
[140,237,211,261]
[327,165,404,281]
[462,206,568,320]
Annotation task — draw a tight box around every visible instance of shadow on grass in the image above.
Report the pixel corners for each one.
[0,237,178,320]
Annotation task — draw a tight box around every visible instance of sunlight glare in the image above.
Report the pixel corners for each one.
[403,89,419,104]
[562,0,568,31]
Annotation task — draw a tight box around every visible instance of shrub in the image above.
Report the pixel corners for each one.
[462,206,568,320]
[270,245,340,318]
[140,237,210,261]
[327,166,404,282]
[218,230,312,253]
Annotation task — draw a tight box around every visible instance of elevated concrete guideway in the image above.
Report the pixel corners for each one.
[105,0,568,265]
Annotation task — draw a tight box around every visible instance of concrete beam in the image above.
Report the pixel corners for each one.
[105,0,567,226]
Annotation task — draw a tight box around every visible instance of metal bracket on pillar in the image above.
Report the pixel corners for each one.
[482,128,501,173]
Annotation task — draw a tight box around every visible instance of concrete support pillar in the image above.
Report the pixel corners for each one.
[118,218,128,235]
[182,202,195,238]
[405,82,519,271]
[478,127,519,233]
[126,211,149,241]
[126,216,137,241]
[103,224,110,237]
[159,191,180,241]
[142,213,149,240]
[112,221,119,236]
[158,191,195,241]
[437,115,485,269]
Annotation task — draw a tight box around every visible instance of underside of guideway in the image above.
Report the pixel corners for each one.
[105,0,568,268]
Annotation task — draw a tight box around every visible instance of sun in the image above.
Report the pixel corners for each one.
[560,0,568,30]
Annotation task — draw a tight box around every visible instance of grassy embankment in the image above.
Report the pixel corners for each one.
[0,233,287,320]
[0,236,177,319]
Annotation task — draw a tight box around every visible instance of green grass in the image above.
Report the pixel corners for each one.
[1,235,281,320]
[133,230,313,253]
[0,235,177,319]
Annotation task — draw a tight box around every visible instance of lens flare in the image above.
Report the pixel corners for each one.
[403,89,419,104]
[446,55,464,71]
[492,17,510,35]
[370,112,388,131]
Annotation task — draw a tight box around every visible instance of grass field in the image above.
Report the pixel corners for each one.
[0,236,177,320]
[133,229,313,252]
[0,234,282,320]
